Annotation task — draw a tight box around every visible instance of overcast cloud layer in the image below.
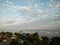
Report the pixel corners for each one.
[0,0,60,32]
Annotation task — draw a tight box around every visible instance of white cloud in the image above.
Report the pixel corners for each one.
[6,4,17,9]
[34,4,38,7]
[36,9,43,13]
[50,21,60,24]
[0,16,38,26]
[0,0,60,31]
[48,1,60,8]
[56,3,60,8]
[41,3,44,5]
[18,6,31,11]
[48,3,53,8]
[7,8,16,12]
[50,0,54,2]
[1,0,18,12]
[5,0,14,5]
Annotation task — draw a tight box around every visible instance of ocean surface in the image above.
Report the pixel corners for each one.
[21,30,60,38]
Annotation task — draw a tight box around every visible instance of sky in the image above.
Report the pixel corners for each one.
[0,0,60,32]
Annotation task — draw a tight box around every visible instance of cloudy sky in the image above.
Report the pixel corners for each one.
[0,0,60,32]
